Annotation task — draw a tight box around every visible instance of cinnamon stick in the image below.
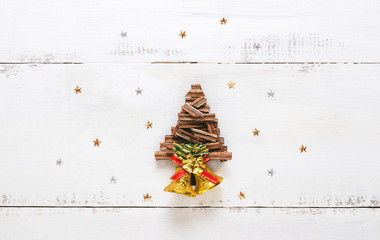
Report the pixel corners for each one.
[191,128,218,139]
[190,97,205,106]
[208,152,232,161]
[191,84,202,89]
[193,133,217,142]
[206,122,215,134]
[174,128,195,141]
[178,113,215,121]
[193,98,207,108]
[178,123,206,129]
[185,89,205,98]
[206,142,222,150]
[198,106,210,113]
[182,103,204,118]
[155,150,232,161]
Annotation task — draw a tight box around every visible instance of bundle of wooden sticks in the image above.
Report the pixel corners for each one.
[155,84,232,161]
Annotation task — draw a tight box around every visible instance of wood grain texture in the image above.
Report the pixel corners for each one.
[0,64,379,207]
[2,1,379,238]
[0,207,379,240]
[1,0,380,63]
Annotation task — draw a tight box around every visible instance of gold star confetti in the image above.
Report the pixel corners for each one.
[299,145,307,153]
[252,128,260,136]
[220,17,227,25]
[227,80,235,89]
[74,86,82,94]
[93,138,101,147]
[267,168,275,176]
[145,121,153,129]
[110,176,117,184]
[135,87,143,95]
[179,30,186,38]
[267,90,275,97]
[120,31,127,38]
[238,191,246,200]
[143,193,152,201]
[56,158,63,166]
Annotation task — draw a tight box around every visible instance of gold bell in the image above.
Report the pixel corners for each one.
[195,165,223,195]
[164,166,196,197]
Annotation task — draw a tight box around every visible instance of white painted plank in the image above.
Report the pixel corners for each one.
[0,64,380,207]
[0,207,379,240]
[1,0,380,63]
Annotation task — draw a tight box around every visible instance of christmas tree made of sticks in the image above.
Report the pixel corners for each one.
[155,84,232,161]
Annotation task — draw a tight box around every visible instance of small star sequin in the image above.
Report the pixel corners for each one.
[227,80,235,89]
[267,168,275,176]
[143,193,152,201]
[220,17,227,25]
[135,87,143,95]
[267,90,275,97]
[252,128,260,136]
[299,145,307,153]
[179,31,186,38]
[238,191,246,200]
[74,86,82,94]
[145,121,153,129]
[110,176,117,184]
[56,158,63,166]
[93,138,101,147]
[120,31,127,38]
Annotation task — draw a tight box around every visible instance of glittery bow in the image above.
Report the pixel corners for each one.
[169,143,219,185]
[181,154,207,175]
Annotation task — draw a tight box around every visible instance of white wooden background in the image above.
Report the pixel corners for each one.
[1,0,380,239]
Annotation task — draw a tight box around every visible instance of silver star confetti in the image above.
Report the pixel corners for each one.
[267,168,275,176]
[110,176,117,184]
[120,31,127,38]
[135,87,143,95]
[56,158,63,166]
[267,90,275,98]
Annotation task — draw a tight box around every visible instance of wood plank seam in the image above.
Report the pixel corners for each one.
[2,62,380,64]
[0,206,379,209]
